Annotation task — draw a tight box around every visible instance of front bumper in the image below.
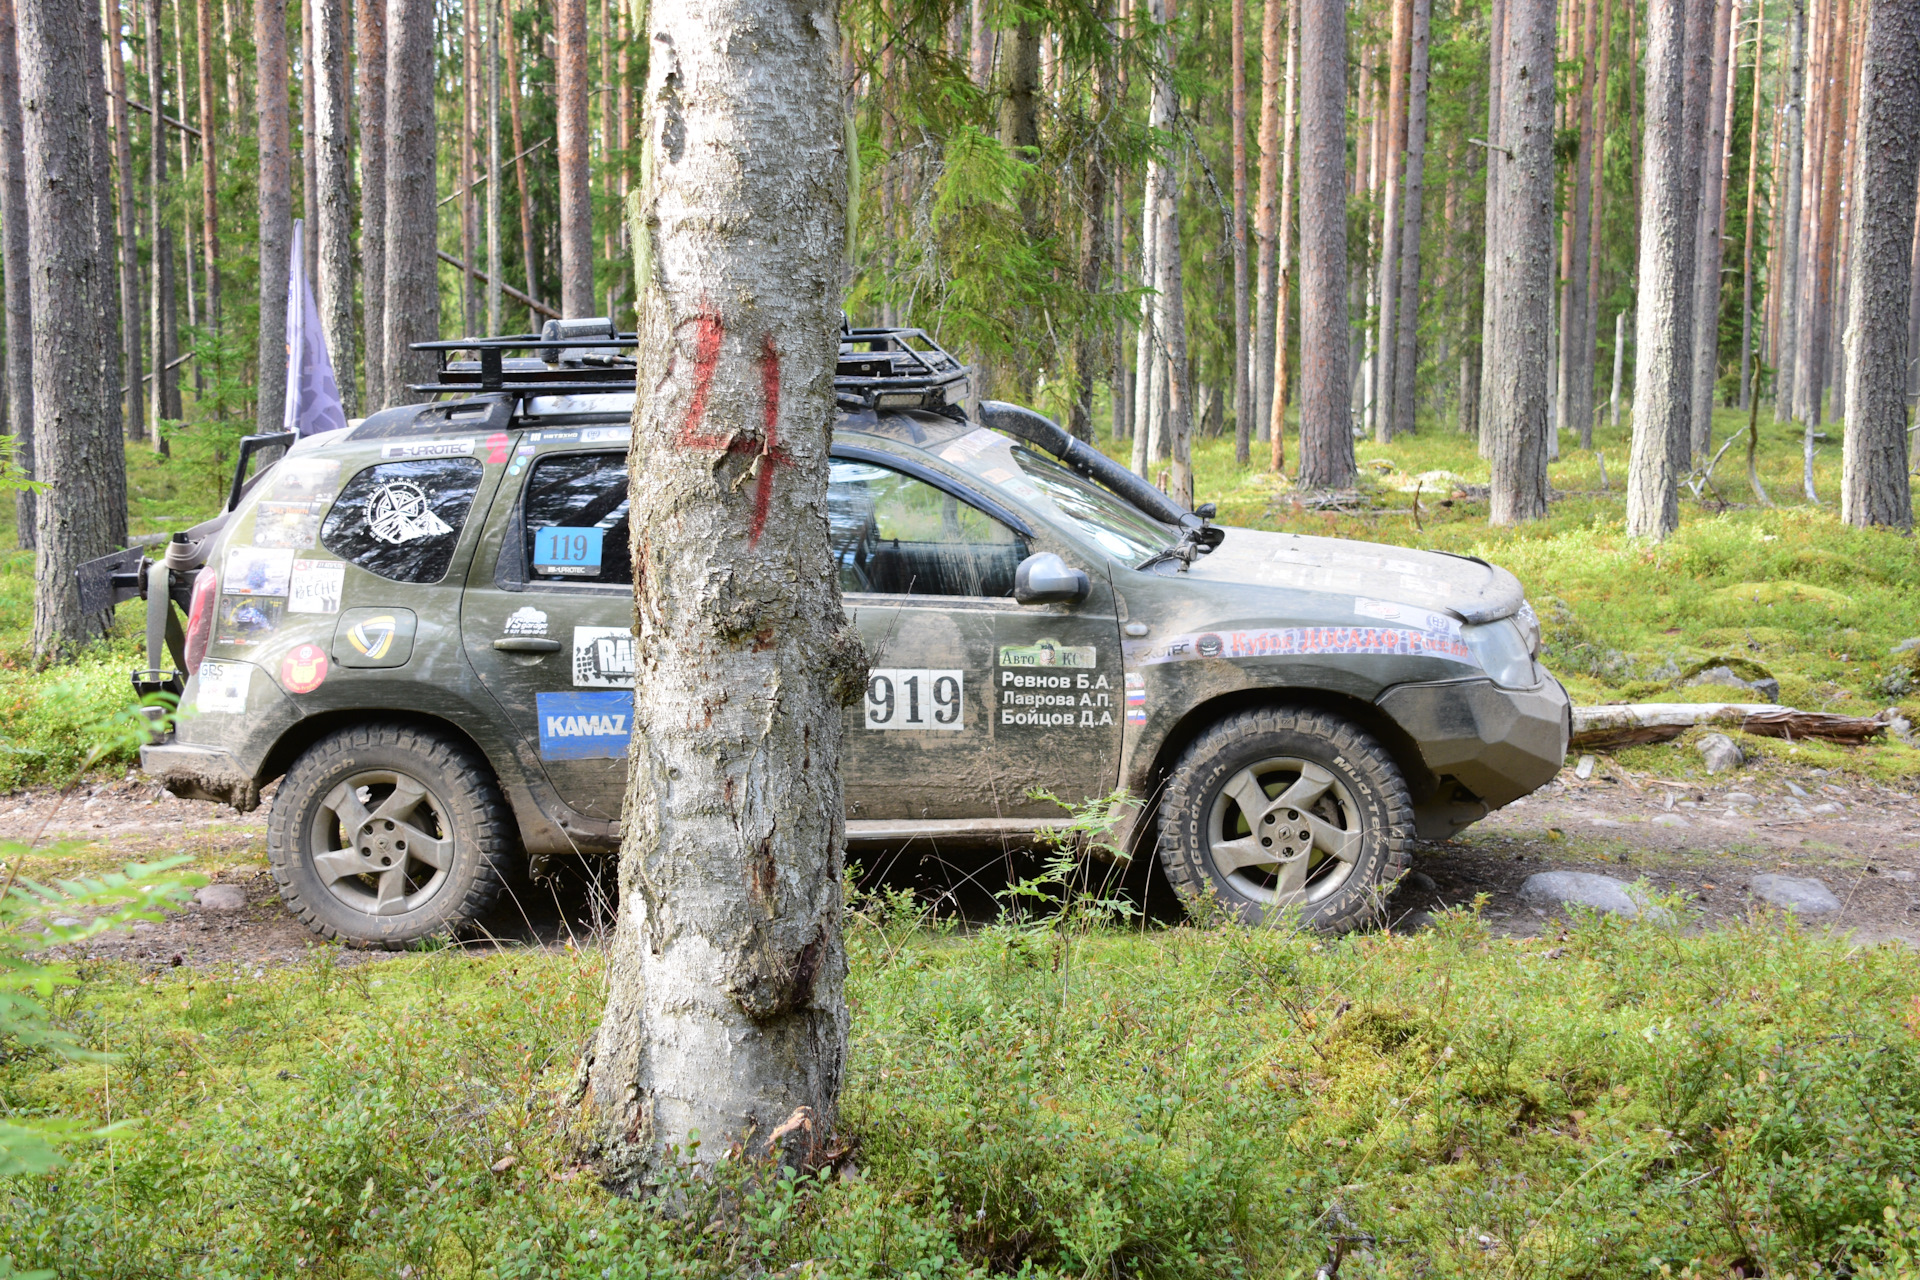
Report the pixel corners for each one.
[139,741,264,812]
[1377,673,1571,838]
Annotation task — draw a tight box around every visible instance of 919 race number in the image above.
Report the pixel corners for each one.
[865,668,964,731]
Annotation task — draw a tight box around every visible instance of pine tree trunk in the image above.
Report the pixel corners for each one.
[1073,8,1114,446]
[503,0,538,317]
[1805,0,1851,429]
[173,0,198,370]
[1774,0,1805,421]
[1149,0,1193,506]
[1579,0,1613,447]
[1374,0,1412,441]
[85,0,128,556]
[1838,0,1919,528]
[579,0,856,1186]
[256,0,291,432]
[358,0,386,407]
[1131,183,1158,472]
[314,0,355,413]
[147,0,177,439]
[1687,0,1734,459]
[598,0,615,305]
[1738,0,1763,407]
[1296,0,1354,487]
[1270,0,1299,470]
[383,0,437,396]
[221,0,241,126]
[1626,0,1712,538]
[20,0,123,656]
[1790,0,1827,425]
[1389,0,1430,439]
[1253,0,1282,439]
[105,2,144,449]
[1477,0,1507,453]
[0,0,34,546]
[1827,6,1866,422]
[1559,0,1597,445]
[971,0,991,87]
[488,0,502,333]
[301,0,318,290]
[1487,0,1554,523]
[195,0,219,327]
[460,0,478,334]
[556,0,592,316]
[1231,0,1250,462]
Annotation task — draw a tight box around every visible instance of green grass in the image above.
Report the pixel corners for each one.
[5,904,1919,1276]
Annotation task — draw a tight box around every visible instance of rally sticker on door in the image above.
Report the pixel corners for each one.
[537,691,633,759]
[865,669,964,730]
[573,626,635,687]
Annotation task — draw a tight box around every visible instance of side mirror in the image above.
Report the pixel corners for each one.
[1013,552,1090,605]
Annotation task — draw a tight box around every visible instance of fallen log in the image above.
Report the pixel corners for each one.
[1570,703,1894,751]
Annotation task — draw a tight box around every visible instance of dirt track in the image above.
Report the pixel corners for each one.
[14,754,1917,971]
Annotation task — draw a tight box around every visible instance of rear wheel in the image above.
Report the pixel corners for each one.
[267,724,516,947]
[1157,708,1412,932]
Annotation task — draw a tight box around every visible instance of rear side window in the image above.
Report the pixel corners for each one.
[522,453,632,586]
[320,458,484,583]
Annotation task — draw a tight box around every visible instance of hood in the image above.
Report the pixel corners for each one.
[1181,528,1526,624]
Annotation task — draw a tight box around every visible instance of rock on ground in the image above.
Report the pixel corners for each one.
[1519,871,1645,918]
[1748,874,1842,915]
[195,884,248,911]
[1696,733,1745,774]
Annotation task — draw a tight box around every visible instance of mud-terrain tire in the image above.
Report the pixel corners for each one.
[268,724,516,948]
[1158,708,1413,932]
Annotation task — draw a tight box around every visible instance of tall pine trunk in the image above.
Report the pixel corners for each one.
[1374,0,1411,441]
[301,0,318,290]
[580,0,857,1186]
[1804,0,1851,429]
[315,0,355,412]
[1389,0,1431,439]
[1149,0,1192,505]
[488,0,502,332]
[1559,0,1597,446]
[1231,0,1250,462]
[1254,0,1281,438]
[0,0,34,546]
[255,0,292,433]
[1296,0,1353,487]
[1687,0,1734,459]
[1487,0,1555,523]
[1072,7,1114,445]
[358,0,386,407]
[147,0,177,438]
[383,0,438,397]
[1773,0,1804,422]
[460,0,479,334]
[1270,0,1299,469]
[1477,0,1507,452]
[556,0,592,316]
[196,0,219,327]
[1579,0,1614,447]
[503,0,538,317]
[20,0,123,656]
[106,2,144,449]
[1625,0,1713,538]
[1738,0,1763,407]
[1838,0,1920,528]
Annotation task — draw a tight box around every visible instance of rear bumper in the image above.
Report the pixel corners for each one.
[1377,673,1571,838]
[139,741,263,811]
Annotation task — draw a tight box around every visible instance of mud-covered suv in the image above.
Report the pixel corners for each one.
[100,322,1569,946]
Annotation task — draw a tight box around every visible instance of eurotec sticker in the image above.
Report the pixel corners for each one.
[537,690,633,759]
[381,437,474,460]
[1125,626,1478,666]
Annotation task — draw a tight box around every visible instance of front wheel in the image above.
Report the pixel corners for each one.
[1157,708,1412,932]
[267,724,517,947]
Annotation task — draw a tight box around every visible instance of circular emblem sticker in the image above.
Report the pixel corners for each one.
[280,643,330,694]
[366,481,453,544]
[1196,633,1223,659]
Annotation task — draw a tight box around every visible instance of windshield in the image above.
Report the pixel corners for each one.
[934,429,1178,565]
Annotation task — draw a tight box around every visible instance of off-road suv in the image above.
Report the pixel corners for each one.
[96,322,1569,946]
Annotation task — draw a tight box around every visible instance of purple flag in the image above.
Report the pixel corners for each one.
[282,221,348,437]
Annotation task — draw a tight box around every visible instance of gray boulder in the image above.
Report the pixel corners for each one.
[1748,874,1841,915]
[1696,733,1744,774]
[195,884,247,911]
[1518,871,1644,918]
[1684,664,1781,703]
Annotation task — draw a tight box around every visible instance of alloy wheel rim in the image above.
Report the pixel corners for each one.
[1203,754,1364,907]
[308,769,455,918]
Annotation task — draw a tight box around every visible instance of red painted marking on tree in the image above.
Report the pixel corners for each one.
[669,309,791,547]
[748,334,792,546]
[674,309,730,450]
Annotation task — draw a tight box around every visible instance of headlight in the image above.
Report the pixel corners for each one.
[1513,600,1541,656]
[1463,618,1537,689]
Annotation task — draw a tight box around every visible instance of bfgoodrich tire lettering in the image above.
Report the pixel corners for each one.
[267,724,516,947]
[1157,708,1413,932]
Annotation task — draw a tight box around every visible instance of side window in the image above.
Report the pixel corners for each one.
[522,453,632,586]
[320,458,484,583]
[828,460,1028,597]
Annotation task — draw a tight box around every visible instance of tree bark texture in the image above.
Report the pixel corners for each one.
[1838,0,1920,528]
[1389,0,1431,439]
[1558,0,1597,445]
[1296,0,1353,486]
[1270,0,1299,471]
[1477,0,1507,451]
[1625,0,1711,538]
[1374,0,1412,442]
[0,0,34,545]
[503,0,539,317]
[1487,0,1554,523]
[1149,0,1193,506]
[488,0,502,332]
[195,0,220,326]
[358,0,386,407]
[556,0,592,315]
[105,1,143,450]
[315,0,356,414]
[1254,0,1281,438]
[147,0,177,433]
[255,0,292,434]
[1774,0,1805,420]
[999,18,1041,156]
[460,0,479,333]
[1231,0,1250,462]
[20,0,123,656]
[1072,15,1113,446]
[1739,0,1764,408]
[301,0,318,291]
[1803,0,1851,427]
[581,0,858,1187]
[1687,0,1734,459]
[87,0,122,462]
[1578,0,1613,447]
[383,0,438,398]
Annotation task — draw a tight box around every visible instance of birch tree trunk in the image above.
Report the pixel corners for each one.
[1487,0,1554,523]
[1625,0,1712,539]
[383,0,438,398]
[579,0,858,1186]
[20,0,122,657]
[1773,0,1804,422]
[1838,0,1920,529]
[1296,0,1354,487]
[0,0,34,546]
[358,0,386,407]
[315,0,356,413]
[196,0,219,327]
[1254,0,1281,437]
[1231,0,1250,462]
[556,0,592,316]
[1270,0,1299,470]
[255,0,291,433]
[1687,0,1735,459]
[1389,0,1430,439]
[1374,0,1412,442]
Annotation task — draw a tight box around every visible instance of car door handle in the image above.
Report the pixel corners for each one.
[492,637,562,653]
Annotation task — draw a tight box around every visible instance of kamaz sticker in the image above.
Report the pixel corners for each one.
[381,437,474,461]
[997,637,1096,668]
[503,606,549,637]
[1126,626,1478,666]
[1353,598,1462,637]
[224,545,295,596]
[195,660,252,714]
[287,559,344,614]
[367,481,453,544]
[573,625,635,688]
[537,690,633,760]
[866,669,964,730]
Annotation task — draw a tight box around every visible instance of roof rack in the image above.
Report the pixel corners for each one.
[405,317,970,416]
